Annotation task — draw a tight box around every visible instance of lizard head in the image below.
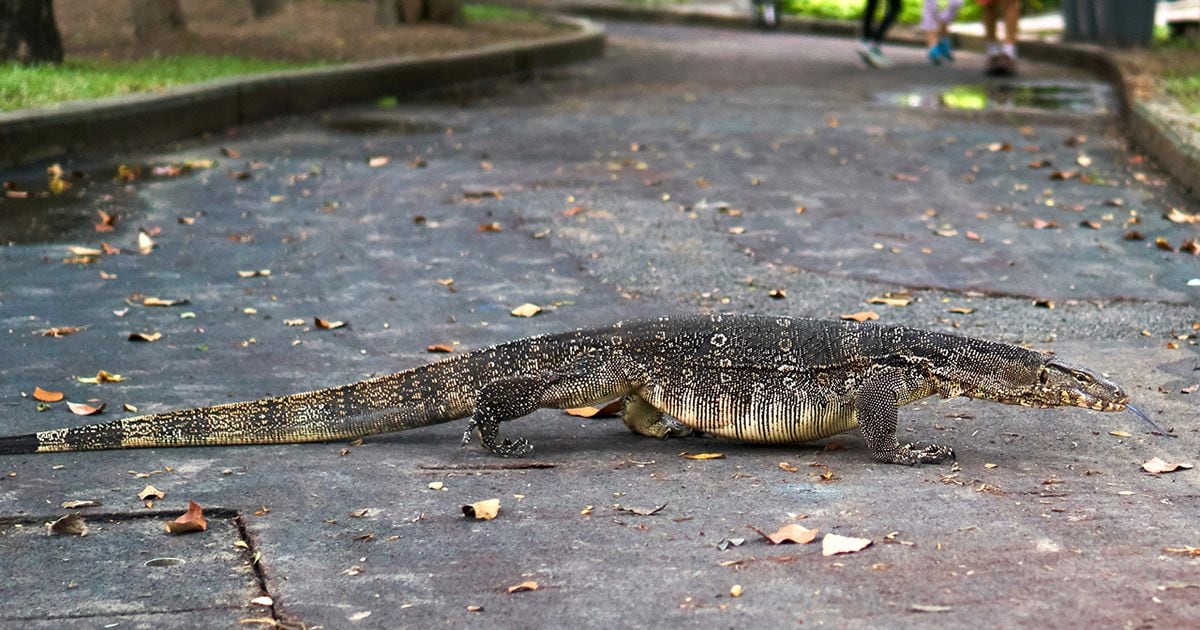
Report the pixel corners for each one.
[1031,360,1127,411]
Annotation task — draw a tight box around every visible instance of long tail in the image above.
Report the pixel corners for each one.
[0,356,483,455]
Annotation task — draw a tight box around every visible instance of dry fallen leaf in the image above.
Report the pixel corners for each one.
[867,291,913,307]
[681,452,725,460]
[730,584,743,598]
[138,230,155,255]
[463,498,501,520]
[61,500,101,509]
[143,296,189,307]
[948,307,975,314]
[565,399,623,418]
[778,462,799,473]
[510,303,542,318]
[1109,430,1132,438]
[66,401,105,416]
[507,581,539,594]
[911,604,953,613]
[165,500,208,534]
[1141,457,1193,474]
[1165,208,1199,224]
[426,344,454,353]
[36,325,85,337]
[767,288,787,299]
[128,332,163,342]
[368,156,390,168]
[1076,154,1093,167]
[47,514,88,537]
[763,524,819,545]
[840,311,879,322]
[1155,237,1174,252]
[822,533,873,556]
[139,484,165,501]
[249,596,273,607]
[95,210,117,232]
[76,370,124,384]
[33,387,64,402]
[314,317,347,330]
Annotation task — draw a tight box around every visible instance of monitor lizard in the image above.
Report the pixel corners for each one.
[0,314,1170,464]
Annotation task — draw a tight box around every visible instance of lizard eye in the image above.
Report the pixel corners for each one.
[1073,372,1093,385]
[1038,369,1050,385]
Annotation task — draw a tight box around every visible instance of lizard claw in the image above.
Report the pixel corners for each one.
[460,419,477,448]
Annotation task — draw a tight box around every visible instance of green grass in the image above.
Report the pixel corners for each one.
[463,3,540,23]
[0,56,315,112]
[1165,74,1200,114]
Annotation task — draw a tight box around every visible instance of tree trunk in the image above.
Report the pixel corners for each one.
[130,0,186,41]
[248,0,288,19]
[426,0,462,25]
[375,0,426,25]
[0,0,64,64]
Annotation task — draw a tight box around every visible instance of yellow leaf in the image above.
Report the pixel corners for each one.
[840,311,879,322]
[821,533,873,556]
[681,452,725,460]
[510,303,542,318]
[1109,430,1132,438]
[507,581,539,594]
[463,498,500,520]
[730,584,743,597]
[138,484,165,500]
[76,370,125,384]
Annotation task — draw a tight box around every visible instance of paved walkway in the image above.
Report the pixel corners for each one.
[1,21,1197,628]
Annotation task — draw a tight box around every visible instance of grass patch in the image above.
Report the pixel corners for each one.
[1165,74,1200,113]
[463,3,540,23]
[0,56,315,111]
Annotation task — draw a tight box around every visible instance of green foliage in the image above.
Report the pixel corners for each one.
[1165,74,1200,114]
[0,56,314,111]
[463,3,540,22]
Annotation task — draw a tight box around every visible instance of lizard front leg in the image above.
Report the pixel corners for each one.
[857,370,955,466]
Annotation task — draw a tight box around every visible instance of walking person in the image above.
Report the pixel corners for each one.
[923,0,963,65]
[858,0,902,68]
[979,0,1020,76]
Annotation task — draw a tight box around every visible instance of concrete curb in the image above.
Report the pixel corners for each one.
[0,16,605,168]
[517,1,1198,197]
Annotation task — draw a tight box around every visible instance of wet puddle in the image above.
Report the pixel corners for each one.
[878,81,1112,115]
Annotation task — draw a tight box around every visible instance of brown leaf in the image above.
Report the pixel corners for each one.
[1141,457,1193,474]
[821,533,873,556]
[1028,159,1052,169]
[117,164,138,182]
[128,332,163,342]
[36,325,85,337]
[165,500,208,534]
[1155,237,1174,252]
[948,307,976,314]
[76,370,124,384]
[892,172,920,182]
[986,142,1012,152]
[47,514,88,537]
[767,288,787,300]
[1029,218,1060,230]
[778,461,799,473]
[426,343,455,353]
[237,269,271,278]
[1181,239,1200,256]
[314,317,346,330]
[33,387,64,402]
[681,452,725,460]
[462,498,500,520]
[1165,208,1199,224]
[478,222,503,232]
[67,245,103,257]
[614,503,667,516]
[139,484,165,501]
[840,311,879,322]
[61,500,101,509]
[507,581,539,594]
[143,296,189,307]
[94,210,117,232]
[763,523,819,545]
[565,399,623,418]
[867,291,913,308]
[464,190,503,200]
[510,303,542,318]
[407,157,427,168]
[220,146,241,158]
[1122,230,1145,241]
[1033,299,1055,309]
[67,400,105,416]
[1049,170,1078,181]
[1079,220,1102,230]
[562,206,585,217]
[1065,134,1087,147]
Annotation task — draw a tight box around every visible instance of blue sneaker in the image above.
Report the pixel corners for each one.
[937,37,955,62]
[927,45,942,65]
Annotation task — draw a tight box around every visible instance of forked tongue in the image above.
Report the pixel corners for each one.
[1127,404,1175,438]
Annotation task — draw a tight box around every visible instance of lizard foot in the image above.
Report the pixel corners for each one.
[462,417,533,457]
[873,442,956,466]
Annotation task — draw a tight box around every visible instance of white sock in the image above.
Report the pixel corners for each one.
[1002,43,1018,58]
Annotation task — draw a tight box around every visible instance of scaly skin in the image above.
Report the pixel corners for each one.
[0,314,1140,465]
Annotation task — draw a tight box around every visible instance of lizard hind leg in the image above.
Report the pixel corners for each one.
[622,393,693,439]
[463,357,637,458]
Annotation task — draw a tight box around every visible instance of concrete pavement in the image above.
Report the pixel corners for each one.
[1,21,1197,628]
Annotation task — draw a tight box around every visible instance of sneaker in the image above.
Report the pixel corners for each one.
[937,37,955,62]
[985,52,1016,77]
[870,45,892,68]
[857,41,877,67]
[927,45,942,65]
